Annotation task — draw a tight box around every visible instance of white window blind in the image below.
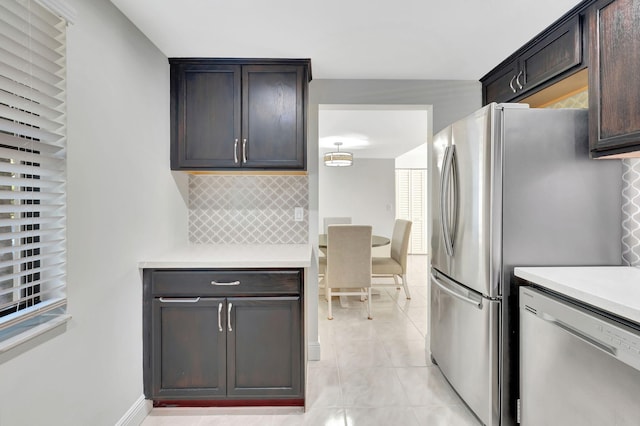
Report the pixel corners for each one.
[0,0,67,342]
[396,169,427,254]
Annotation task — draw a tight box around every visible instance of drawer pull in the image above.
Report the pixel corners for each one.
[211,280,241,286]
[159,297,201,303]
[228,302,233,332]
[218,302,223,332]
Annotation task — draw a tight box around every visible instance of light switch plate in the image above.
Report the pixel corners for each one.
[294,207,303,222]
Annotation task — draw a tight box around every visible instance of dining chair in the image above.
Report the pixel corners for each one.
[324,224,373,320]
[323,217,352,234]
[372,219,412,299]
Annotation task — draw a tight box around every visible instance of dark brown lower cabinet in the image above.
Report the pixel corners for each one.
[226,297,301,398]
[143,269,304,405]
[152,298,226,399]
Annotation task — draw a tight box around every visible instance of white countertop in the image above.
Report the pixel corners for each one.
[138,244,312,269]
[514,266,640,325]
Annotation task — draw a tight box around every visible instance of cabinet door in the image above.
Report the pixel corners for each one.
[226,296,303,398]
[171,64,242,169]
[151,297,227,399]
[588,0,640,157]
[520,14,582,92]
[482,60,519,104]
[242,65,305,169]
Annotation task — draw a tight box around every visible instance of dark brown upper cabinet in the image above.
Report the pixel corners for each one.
[481,13,585,105]
[588,0,640,158]
[170,59,311,170]
[482,59,520,105]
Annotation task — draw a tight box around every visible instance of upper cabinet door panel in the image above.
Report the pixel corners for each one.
[589,0,640,157]
[242,65,305,169]
[483,60,519,104]
[520,15,582,92]
[172,64,242,169]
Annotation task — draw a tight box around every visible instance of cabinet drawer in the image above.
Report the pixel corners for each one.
[148,269,302,297]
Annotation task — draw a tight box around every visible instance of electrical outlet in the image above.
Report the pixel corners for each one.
[294,207,303,222]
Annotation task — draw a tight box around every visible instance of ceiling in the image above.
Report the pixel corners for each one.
[319,106,429,159]
[109,0,583,159]
[110,0,583,80]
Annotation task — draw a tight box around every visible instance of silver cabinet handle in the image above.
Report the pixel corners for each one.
[158,297,201,303]
[211,280,240,286]
[431,272,482,309]
[217,302,223,332]
[242,139,247,163]
[509,75,517,93]
[234,138,239,164]
[227,302,233,332]
[515,70,523,90]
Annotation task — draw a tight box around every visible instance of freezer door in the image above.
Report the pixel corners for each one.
[447,104,500,297]
[430,269,500,426]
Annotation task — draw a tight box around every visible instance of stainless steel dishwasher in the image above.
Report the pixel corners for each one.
[519,287,640,425]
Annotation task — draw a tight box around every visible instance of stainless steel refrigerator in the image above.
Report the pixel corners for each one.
[429,103,622,426]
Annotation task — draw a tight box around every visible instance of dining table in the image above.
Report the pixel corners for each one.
[318,233,390,249]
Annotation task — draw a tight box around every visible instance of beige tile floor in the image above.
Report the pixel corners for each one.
[142,255,481,426]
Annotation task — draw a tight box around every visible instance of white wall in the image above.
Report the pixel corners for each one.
[0,0,188,425]
[319,159,396,237]
[396,143,429,169]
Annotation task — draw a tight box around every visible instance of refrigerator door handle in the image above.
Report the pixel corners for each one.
[431,272,482,309]
[440,145,452,256]
[449,145,458,253]
[441,145,455,256]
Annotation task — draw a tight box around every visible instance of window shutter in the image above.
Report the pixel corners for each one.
[409,169,426,254]
[396,168,427,254]
[0,0,67,338]
[396,169,410,220]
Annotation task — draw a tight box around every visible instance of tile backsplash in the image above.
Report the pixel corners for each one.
[622,159,640,266]
[189,175,309,244]
[545,89,589,109]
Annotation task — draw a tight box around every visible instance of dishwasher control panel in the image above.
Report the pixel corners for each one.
[597,323,640,359]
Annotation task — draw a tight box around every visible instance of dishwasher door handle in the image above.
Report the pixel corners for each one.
[540,312,617,357]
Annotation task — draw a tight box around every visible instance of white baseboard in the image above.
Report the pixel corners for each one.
[307,341,321,361]
[116,395,152,426]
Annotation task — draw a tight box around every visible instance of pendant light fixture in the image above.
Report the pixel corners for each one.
[324,142,353,167]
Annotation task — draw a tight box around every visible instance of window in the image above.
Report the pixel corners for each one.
[396,168,427,254]
[0,0,70,349]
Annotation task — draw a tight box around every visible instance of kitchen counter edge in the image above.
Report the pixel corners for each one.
[138,244,312,269]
